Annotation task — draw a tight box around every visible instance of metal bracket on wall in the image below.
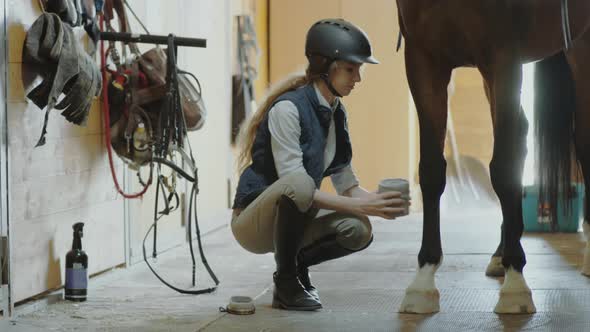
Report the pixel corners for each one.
[1,236,7,285]
[1,236,9,318]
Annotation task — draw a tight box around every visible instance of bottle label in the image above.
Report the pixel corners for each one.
[66,266,88,290]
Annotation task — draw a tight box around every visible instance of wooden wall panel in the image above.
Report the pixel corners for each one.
[184,0,233,224]
[8,0,233,302]
[0,0,8,312]
[253,0,269,102]
[7,1,126,302]
[11,200,124,300]
[269,0,340,83]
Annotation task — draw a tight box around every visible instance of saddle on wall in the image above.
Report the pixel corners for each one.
[103,0,206,170]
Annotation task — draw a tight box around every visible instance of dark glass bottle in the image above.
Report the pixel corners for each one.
[64,222,88,302]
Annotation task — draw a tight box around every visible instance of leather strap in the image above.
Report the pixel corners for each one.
[561,0,573,50]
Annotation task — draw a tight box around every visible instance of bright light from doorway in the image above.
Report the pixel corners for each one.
[521,63,535,186]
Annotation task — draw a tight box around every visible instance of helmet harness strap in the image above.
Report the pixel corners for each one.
[320,73,342,98]
[319,57,342,98]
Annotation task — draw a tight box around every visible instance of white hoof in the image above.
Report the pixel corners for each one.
[494,268,536,314]
[485,256,505,277]
[399,263,441,314]
[582,223,590,277]
[495,291,536,314]
[400,288,440,314]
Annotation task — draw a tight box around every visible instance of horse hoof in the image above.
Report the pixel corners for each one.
[485,256,505,277]
[494,268,536,314]
[399,288,440,314]
[399,263,441,314]
[494,290,536,314]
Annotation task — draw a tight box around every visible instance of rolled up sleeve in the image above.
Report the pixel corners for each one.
[330,165,360,195]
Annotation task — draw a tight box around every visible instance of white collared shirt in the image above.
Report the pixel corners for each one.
[267,84,360,194]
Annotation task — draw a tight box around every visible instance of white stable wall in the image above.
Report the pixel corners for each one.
[6,0,232,303]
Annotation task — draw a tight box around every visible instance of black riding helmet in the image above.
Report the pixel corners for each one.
[306,18,378,64]
[305,19,378,96]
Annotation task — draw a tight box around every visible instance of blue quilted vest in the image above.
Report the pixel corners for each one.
[232,84,353,209]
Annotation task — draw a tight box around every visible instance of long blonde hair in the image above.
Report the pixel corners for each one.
[236,65,330,174]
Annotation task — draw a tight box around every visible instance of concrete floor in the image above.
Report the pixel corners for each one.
[2,206,590,331]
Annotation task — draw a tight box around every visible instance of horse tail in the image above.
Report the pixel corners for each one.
[533,51,577,228]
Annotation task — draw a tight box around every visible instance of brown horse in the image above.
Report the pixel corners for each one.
[395,0,590,314]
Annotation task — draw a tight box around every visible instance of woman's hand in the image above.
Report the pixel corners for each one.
[312,188,410,219]
[354,191,409,220]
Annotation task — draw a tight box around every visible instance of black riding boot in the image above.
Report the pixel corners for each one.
[272,196,322,311]
[297,235,374,301]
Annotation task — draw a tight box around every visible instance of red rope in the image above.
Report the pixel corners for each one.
[99,14,151,199]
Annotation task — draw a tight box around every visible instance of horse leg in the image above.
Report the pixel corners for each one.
[481,77,528,278]
[565,44,590,276]
[581,166,590,277]
[481,78,507,277]
[578,121,590,276]
[481,59,536,314]
[399,45,451,314]
[578,115,590,277]
[485,224,505,277]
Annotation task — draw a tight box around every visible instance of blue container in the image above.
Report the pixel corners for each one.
[522,184,585,233]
